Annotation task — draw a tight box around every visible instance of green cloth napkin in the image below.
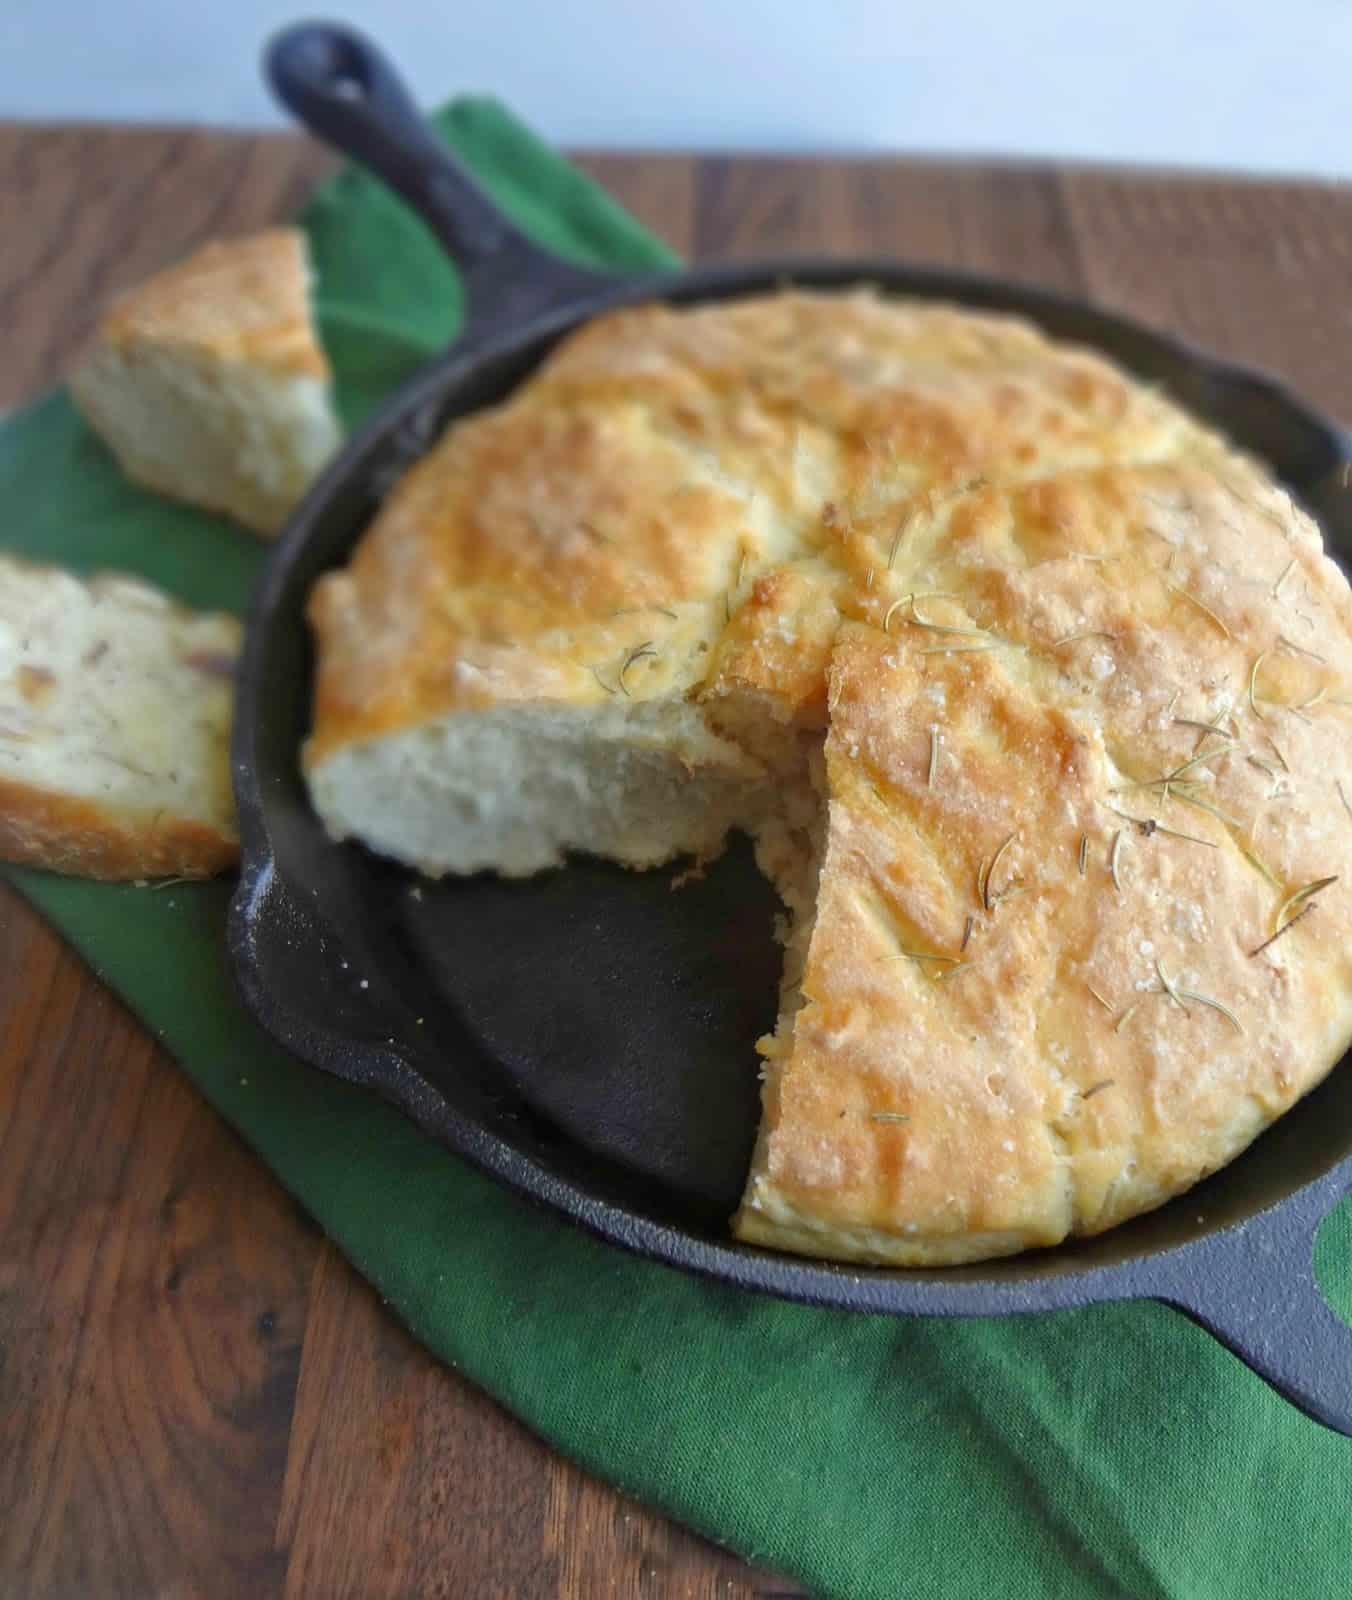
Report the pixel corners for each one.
[4,101,1349,1600]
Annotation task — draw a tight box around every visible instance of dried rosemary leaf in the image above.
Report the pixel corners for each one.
[1175,987,1244,1033]
[1086,982,1113,1012]
[905,601,989,639]
[1167,742,1237,783]
[1109,829,1125,891]
[1155,959,1189,1011]
[1172,789,1245,831]
[932,960,972,982]
[884,590,959,634]
[983,832,1018,912]
[1274,875,1339,933]
[1248,901,1316,958]
[618,641,659,697]
[1167,581,1231,639]
[1105,805,1218,849]
[1236,840,1282,890]
[1174,716,1235,740]
[1053,630,1118,647]
[1248,650,1271,723]
[920,641,1003,656]
[888,518,908,570]
[1277,633,1325,663]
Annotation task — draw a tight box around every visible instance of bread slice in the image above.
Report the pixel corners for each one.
[69,228,341,536]
[0,556,241,879]
[303,289,1352,1266]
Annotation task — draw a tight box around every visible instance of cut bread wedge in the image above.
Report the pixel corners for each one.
[303,289,1352,1266]
[70,227,341,536]
[0,556,241,879]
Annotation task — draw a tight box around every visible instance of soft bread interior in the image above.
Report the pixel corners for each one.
[309,696,799,878]
[72,343,339,537]
[0,559,240,878]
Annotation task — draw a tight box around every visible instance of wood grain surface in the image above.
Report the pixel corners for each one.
[1,122,1350,1599]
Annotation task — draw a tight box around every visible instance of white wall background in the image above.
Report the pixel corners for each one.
[2,0,1349,177]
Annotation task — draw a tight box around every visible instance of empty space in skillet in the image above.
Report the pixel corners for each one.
[242,263,1352,1278]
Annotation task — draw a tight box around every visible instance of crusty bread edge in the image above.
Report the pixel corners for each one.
[0,774,238,880]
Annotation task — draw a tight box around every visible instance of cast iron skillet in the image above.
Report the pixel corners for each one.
[231,20,1352,1432]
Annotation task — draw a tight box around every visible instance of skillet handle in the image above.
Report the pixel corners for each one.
[265,20,617,329]
[1150,1181,1352,1434]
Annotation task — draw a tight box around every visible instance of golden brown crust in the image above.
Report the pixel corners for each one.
[0,776,238,880]
[307,290,1208,762]
[97,227,329,379]
[736,467,1352,1263]
[307,288,1352,1264]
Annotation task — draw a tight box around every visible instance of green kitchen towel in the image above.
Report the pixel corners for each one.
[3,101,1350,1600]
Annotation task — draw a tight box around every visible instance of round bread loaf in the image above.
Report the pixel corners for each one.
[306,290,1352,1265]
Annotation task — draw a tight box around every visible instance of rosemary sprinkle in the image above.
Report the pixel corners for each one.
[893,948,965,967]
[1155,959,1188,1010]
[983,832,1018,912]
[1174,985,1243,1033]
[1167,581,1231,639]
[1248,651,1271,723]
[1248,901,1316,958]
[618,641,659,697]
[1109,829,1125,891]
[1273,875,1338,933]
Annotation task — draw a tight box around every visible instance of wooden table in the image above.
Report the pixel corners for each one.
[3,125,1350,1598]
